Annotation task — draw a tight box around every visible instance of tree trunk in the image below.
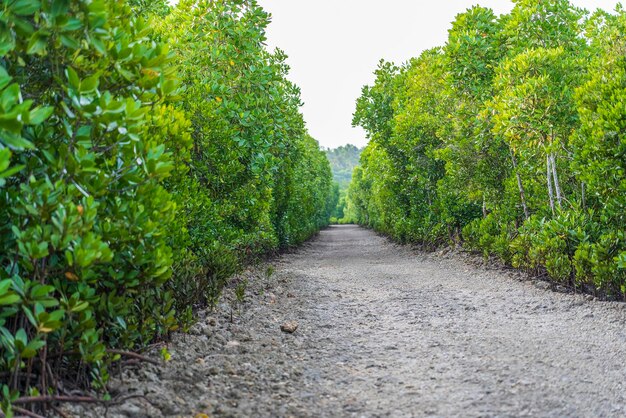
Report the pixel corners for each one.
[547,154,555,215]
[510,150,529,220]
[550,153,562,208]
[482,195,487,218]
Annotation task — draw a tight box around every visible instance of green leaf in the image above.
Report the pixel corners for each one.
[0,132,34,150]
[12,16,35,37]
[60,34,80,49]
[80,74,99,94]
[67,67,79,91]
[12,0,41,16]
[15,328,27,346]
[22,306,37,327]
[26,31,48,55]
[0,83,20,110]
[91,37,106,55]
[0,23,16,57]
[0,148,10,172]
[28,106,54,124]
[22,340,46,358]
[30,285,55,299]
[0,163,25,179]
[71,301,89,313]
[0,66,12,91]
[0,279,12,294]
[50,0,70,17]
[60,18,83,32]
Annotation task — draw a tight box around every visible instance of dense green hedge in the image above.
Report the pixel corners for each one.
[349,0,626,297]
[0,0,333,413]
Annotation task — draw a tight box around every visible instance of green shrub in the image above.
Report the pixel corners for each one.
[348,1,626,298]
[0,0,190,410]
[156,0,334,312]
[0,0,334,413]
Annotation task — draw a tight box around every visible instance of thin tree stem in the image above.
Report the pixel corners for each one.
[547,153,555,215]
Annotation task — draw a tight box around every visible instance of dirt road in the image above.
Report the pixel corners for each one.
[74,225,626,417]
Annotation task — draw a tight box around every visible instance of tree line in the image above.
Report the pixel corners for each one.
[349,0,626,297]
[0,0,334,413]
[325,144,362,222]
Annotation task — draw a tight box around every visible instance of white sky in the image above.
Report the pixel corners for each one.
[257,1,622,149]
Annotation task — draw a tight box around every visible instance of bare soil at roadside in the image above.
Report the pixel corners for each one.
[68,225,626,418]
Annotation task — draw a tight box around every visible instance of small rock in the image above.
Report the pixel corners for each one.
[281,321,299,333]
[162,403,182,416]
[140,369,159,383]
[189,324,203,336]
[119,402,142,417]
[207,317,217,326]
[223,363,236,375]
[535,281,550,290]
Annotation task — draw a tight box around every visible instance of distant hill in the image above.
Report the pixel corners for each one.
[325,144,362,190]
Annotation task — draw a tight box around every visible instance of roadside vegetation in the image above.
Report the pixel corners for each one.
[0,0,333,414]
[325,144,362,223]
[349,0,626,299]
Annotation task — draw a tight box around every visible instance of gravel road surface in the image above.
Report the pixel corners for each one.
[70,225,626,418]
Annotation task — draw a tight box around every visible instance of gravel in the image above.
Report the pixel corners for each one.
[66,225,626,417]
